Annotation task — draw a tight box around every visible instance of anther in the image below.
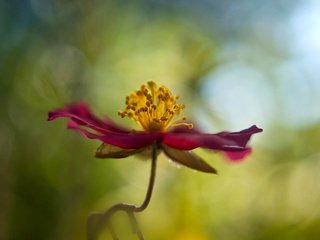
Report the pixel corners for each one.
[160,117,168,121]
[119,82,188,132]
[187,124,193,129]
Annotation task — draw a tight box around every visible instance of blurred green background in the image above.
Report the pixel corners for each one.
[1,0,320,239]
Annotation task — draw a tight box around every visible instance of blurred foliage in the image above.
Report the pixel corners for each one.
[1,0,320,240]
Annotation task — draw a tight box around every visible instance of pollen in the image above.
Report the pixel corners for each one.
[118,81,193,131]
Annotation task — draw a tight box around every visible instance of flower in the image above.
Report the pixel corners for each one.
[48,81,262,174]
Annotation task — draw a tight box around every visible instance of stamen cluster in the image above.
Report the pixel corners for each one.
[118,81,192,131]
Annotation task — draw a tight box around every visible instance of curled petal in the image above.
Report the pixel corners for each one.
[162,144,217,174]
[95,143,144,158]
[48,102,129,134]
[67,120,161,149]
[215,125,262,148]
[163,125,262,152]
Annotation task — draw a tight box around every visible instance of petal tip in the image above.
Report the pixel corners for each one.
[47,112,55,121]
[252,125,263,133]
[209,167,218,174]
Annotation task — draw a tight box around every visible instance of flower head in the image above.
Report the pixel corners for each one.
[48,81,262,174]
[118,81,192,132]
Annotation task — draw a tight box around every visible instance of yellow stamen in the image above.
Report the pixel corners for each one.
[118,81,193,132]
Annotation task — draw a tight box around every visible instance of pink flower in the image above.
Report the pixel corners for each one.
[48,81,262,174]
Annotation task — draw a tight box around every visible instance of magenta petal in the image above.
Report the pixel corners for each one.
[67,120,161,149]
[97,132,160,149]
[163,125,262,151]
[224,148,252,161]
[48,102,129,134]
[162,133,199,150]
[49,103,162,149]
[216,125,262,148]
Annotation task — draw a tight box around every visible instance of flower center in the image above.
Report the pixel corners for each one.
[118,81,193,132]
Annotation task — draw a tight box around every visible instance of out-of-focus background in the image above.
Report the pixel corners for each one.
[1,0,320,239]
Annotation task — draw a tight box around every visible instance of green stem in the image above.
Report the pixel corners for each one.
[87,142,158,240]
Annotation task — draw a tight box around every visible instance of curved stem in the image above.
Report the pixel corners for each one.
[87,142,158,240]
[135,141,157,212]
